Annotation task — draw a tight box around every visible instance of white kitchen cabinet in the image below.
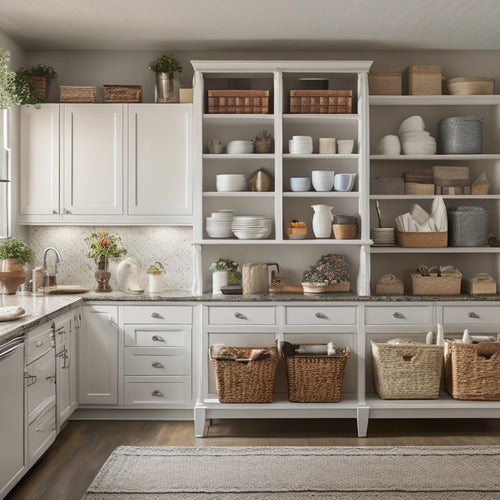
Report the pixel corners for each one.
[19,104,60,219]
[63,104,124,216]
[79,305,118,405]
[128,104,192,222]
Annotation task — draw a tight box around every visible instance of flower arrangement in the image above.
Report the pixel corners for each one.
[146,261,165,274]
[148,54,182,76]
[302,254,350,284]
[86,231,127,269]
[0,236,35,265]
[210,258,242,285]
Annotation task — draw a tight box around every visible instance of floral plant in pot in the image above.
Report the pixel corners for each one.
[146,261,165,293]
[209,258,241,295]
[16,63,58,104]
[86,231,127,292]
[301,253,350,294]
[148,53,182,103]
[0,236,35,294]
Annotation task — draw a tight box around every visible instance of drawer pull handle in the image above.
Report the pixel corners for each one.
[152,361,164,368]
[151,390,164,397]
[234,312,247,320]
[36,341,44,347]
[45,375,56,382]
[468,312,480,319]
[315,312,328,319]
[24,372,37,386]
[393,312,405,319]
[151,312,164,319]
[152,335,165,342]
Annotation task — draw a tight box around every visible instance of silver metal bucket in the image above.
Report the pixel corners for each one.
[155,73,179,103]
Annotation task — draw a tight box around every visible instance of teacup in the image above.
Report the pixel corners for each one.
[334,173,356,192]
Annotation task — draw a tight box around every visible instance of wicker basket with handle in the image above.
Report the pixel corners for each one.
[210,346,279,403]
[445,340,500,400]
[371,339,444,399]
[410,271,462,295]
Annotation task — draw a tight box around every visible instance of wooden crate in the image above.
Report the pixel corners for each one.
[59,85,96,103]
[369,69,402,95]
[103,85,142,103]
[289,90,352,114]
[408,65,442,95]
[208,90,269,114]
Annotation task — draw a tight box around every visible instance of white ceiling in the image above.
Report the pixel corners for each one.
[2,0,500,51]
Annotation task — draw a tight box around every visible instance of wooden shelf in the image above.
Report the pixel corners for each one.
[369,95,500,106]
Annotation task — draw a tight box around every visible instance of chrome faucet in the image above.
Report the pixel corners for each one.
[43,247,62,286]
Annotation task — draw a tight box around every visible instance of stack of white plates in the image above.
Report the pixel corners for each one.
[371,227,396,246]
[216,174,247,192]
[231,215,273,239]
[206,210,234,238]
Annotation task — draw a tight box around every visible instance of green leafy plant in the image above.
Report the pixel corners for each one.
[146,261,165,274]
[86,231,127,267]
[0,49,19,109]
[148,54,182,76]
[302,254,350,284]
[0,236,35,264]
[209,258,241,285]
[17,63,58,80]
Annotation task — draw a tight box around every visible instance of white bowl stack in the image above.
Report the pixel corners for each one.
[205,210,234,238]
[216,174,247,192]
[231,215,273,239]
[226,140,254,154]
[398,115,437,155]
[289,136,313,154]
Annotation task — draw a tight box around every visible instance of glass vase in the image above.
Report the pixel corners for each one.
[95,256,111,292]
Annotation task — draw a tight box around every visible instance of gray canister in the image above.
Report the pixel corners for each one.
[448,206,488,246]
[438,116,482,154]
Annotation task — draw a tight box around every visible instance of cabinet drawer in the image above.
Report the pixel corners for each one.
[28,404,56,466]
[124,376,191,405]
[286,306,356,325]
[122,306,192,324]
[365,306,432,325]
[26,324,54,364]
[124,348,190,375]
[124,325,190,347]
[208,306,275,325]
[26,350,56,418]
[442,306,500,324]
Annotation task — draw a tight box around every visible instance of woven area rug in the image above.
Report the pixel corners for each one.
[83,445,500,499]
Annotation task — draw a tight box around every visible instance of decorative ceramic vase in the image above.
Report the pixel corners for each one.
[95,255,111,292]
[147,273,164,293]
[155,72,180,103]
[212,270,228,295]
[0,258,26,294]
[311,204,334,238]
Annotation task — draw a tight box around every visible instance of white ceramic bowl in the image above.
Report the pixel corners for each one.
[312,170,335,191]
[401,138,437,155]
[289,140,313,154]
[334,173,356,192]
[216,174,247,192]
[226,140,254,154]
[290,177,311,191]
[378,134,401,155]
[399,130,431,142]
[398,115,425,133]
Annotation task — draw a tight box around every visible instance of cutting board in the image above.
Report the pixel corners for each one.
[44,285,90,294]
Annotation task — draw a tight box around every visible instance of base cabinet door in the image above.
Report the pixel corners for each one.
[79,305,118,405]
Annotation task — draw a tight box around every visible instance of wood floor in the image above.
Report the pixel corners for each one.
[7,418,500,500]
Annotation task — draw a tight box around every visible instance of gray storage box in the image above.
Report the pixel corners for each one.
[370,176,404,195]
[448,206,488,247]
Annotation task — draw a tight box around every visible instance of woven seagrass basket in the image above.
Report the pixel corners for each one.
[398,231,447,248]
[210,346,279,403]
[410,271,462,296]
[444,341,500,400]
[371,339,444,399]
[285,345,350,402]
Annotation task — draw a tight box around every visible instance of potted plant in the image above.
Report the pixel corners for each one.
[85,231,127,292]
[16,63,58,103]
[146,261,165,293]
[209,258,241,295]
[148,53,182,103]
[0,236,35,294]
[301,253,350,294]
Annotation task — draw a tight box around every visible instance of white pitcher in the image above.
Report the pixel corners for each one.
[311,204,334,238]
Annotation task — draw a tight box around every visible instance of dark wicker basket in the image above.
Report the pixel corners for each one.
[29,76,48,101]
[210,346,279,403]
[103,85,142,103]
[207,90,270,114]
[285,345,350,402]
[289,90,352,114]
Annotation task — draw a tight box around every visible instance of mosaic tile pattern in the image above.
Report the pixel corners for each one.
[27,226,193,291]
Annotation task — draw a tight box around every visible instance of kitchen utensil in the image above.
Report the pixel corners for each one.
[375,200,383,228]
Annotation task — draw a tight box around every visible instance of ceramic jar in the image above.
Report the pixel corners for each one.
[311,204,334,238]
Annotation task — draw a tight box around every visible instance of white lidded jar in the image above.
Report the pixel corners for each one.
[146,262,165,293]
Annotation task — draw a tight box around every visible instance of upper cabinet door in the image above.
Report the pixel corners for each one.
[63,104,124,215]
[128,104,192,217]
[20,104,60,216]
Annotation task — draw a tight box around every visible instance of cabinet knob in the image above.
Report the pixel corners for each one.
[151,390,164,397]
[393,312,405,319]
[151,312,164,319]
[152,335,165,342]
[152,361,164,368]
[63,208,71,214]
[234,312,247,320]
[315,312,328,319]
[52,209,58,214]
[468,312,480,319]
[36,341,44,347]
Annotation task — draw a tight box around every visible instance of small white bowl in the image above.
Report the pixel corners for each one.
[290,177,311,191]
[401,138,437,155]
[337,139,354,154]
[226,140,254,154]
[289,140,313,154]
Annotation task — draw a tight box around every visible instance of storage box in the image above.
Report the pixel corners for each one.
[371,339,444,399]
[404,182,435,195]
[410,271,462,295]
[289,90,352,114]
[447,77,495,95]
[375,274,404,295]
[408,65,442,95]
[179,88,193,103]
[445,340,500,400]
[462,273,497,295]
[370,176,404,195]
[369,69,402,95]
[398,231,448,248]
[208,90,269,114]
[59,85,96,103]
[103,85,142,103]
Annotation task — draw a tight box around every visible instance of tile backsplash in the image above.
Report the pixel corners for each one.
[28,226,193,291]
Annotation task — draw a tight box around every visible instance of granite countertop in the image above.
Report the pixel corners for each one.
[0,294,83,346]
